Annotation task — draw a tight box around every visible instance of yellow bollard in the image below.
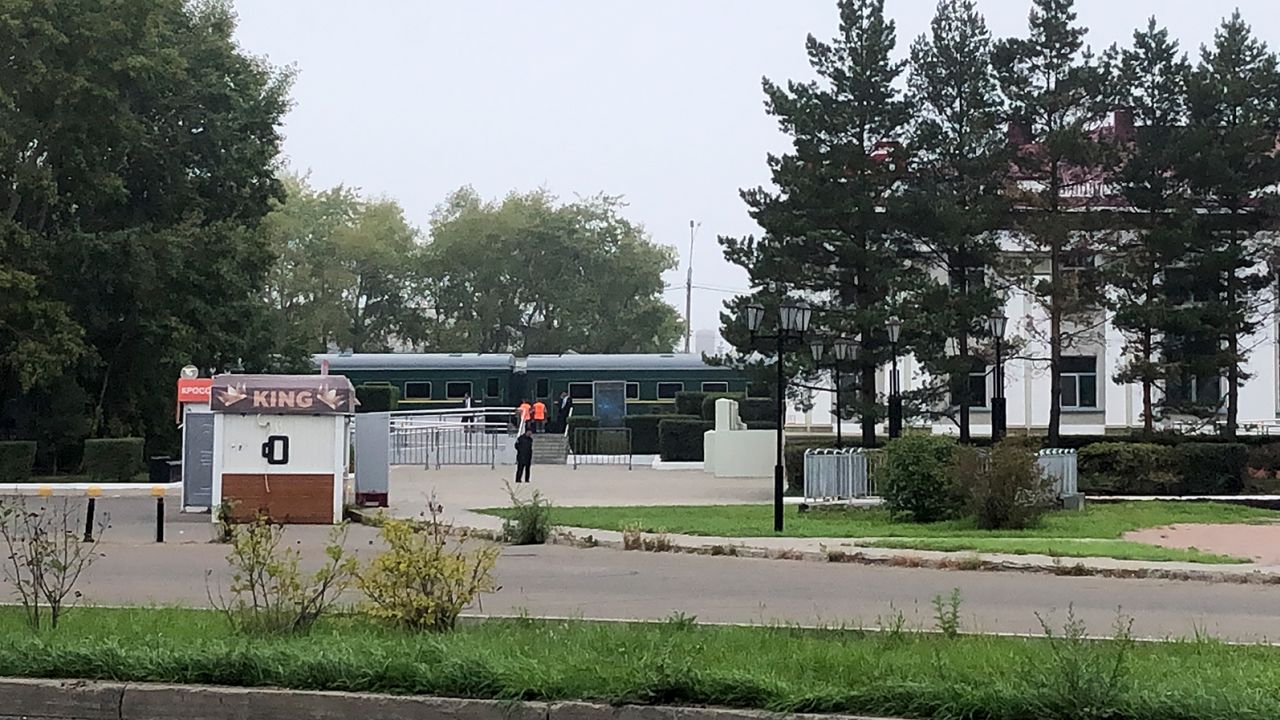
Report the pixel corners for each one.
[87,486,102,498]
[37,485,52,497]
[150,485,166,497]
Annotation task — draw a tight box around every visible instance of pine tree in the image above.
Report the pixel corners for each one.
[992,0,1111,443]
[903,0,1007,441]
[1178,11,1280,437]
[1104,18,1192,435]
[721,0,915,446]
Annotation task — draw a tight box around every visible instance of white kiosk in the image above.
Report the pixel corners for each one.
[209,374,355,524]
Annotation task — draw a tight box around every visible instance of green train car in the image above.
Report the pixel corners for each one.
[313,352,747,415]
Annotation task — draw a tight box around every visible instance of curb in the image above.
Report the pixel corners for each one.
[0,677,905,720]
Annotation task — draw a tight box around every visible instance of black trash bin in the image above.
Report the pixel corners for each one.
[148,456,173,485]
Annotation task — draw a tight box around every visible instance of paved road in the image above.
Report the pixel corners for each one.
[5,497,1279,643]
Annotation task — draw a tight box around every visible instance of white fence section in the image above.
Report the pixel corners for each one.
[386,407,516,468]
[802,446,1079,503]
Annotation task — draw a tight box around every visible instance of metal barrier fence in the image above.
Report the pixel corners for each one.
[390,423,500,468]
[572,427,632,469]
[802,446,1078,502]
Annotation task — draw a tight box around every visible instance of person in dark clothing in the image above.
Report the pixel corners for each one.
[557,391,573,433]
[514,428,534,483]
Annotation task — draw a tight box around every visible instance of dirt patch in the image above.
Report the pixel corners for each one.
[1124,524,1280,564]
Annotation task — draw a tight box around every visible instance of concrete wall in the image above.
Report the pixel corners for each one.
[0,678,899,720]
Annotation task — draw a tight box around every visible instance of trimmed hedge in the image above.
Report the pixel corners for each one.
[0,441,37,482]
[697,393,744,420]
[658,418,714,461]
[624,414,699,455]
[698,394,776,423]
[356,384,399,413]
[674,392,710,417]
[1077,441,1248,495]
[82,438,144,482]
[626,402,677,416]
[1171,442,1247,495]
[566,416,600,452]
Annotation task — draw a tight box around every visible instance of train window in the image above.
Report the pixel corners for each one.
[626,382,640,399]
[485,377,500,397]
[701,381,729,393]
[536,378,550,398]
[403,381,432,399]
[657,382,683,399]
[446,381,472,399]
[569,382,593,399]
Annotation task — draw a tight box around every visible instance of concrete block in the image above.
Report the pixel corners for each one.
[121,683,547,720]
[1061,493,1086,511]
[0,678,124,720]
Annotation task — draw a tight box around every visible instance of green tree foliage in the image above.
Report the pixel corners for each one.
[1104,19,1193,434]
[903,0,1007,440]
[1177,12,1280,437]
[0,0,292,445]
[424,187,681,354]
[262,175,425,354]
[721,0,916,446]
[993,0,1111,443]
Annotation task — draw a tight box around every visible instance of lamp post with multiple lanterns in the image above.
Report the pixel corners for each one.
[988,310,1008,441]
[885,316,903,438]
[809,336,859,449]
[745,299,812,533]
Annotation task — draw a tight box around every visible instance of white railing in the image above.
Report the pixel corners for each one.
[386,407,516,467]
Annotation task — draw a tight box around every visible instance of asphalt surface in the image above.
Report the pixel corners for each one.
[6,497,1280,643]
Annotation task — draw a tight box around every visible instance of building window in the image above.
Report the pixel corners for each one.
[1168,374,1222,406]
[403,381,432,400]
[626,382,640,399]
[445,381,472,399]
[1059,356,1098,409]
[701,381,729,393]
[485,377,500,397]
[950,359,988,408]
[568,382,593,399]
[657,382,684,399]
[535,378,550,398]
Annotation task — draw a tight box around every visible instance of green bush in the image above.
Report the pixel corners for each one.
[882,435,961,523]
[953,441,1054,530]
[1172,443,1246,495]
[566,416,600,452]
[698,393,747,420]
[1246,443,1280,492]
[738,398,777,423]
[82,438,144,482]
[624,414,699,454]
[625,402,677,416]
[674,392,708,416]
[0,441,37,482]
[1077,442,1177,495]
[355,384,399,413]
[658,418,714,461]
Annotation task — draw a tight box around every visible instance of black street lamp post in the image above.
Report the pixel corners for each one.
[988,310,1008,441]
[810,336,858,449]
[746,299,812,533]
[886,316,903,438]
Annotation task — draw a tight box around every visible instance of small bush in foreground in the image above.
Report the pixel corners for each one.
[954,440,1055,530]
[359,506,499,632]
[502,482,553,545]
[0,498,105,630]
[882,435,961,522]
[210,517,357,636]
[1037,606,1135,720]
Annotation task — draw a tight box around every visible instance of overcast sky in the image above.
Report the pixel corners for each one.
[231,1,1279,340]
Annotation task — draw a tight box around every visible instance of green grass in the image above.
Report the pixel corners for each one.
[25,472,149,484]
[864,538,1247,564]
[478,502,1277,564]
[2,607,1280,720]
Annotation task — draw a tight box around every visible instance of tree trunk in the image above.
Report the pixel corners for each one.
[958,332,971,443]
[1225,248,1239,439]
[1141,328,1154,437]
[860,366,877,447]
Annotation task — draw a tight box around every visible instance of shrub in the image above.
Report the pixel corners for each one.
[623,414,698,455]
[359,507,499,632]
[566,416,600,451]
[356,384,399,413]
[1172,442,1246,495]
[82,438,144,482]
[1077,443,1177,495]
[1246,443,1280,492]
[209,517,357,636]
[0,441,36,482]
[502,482,553,545]
[674,391,708,416]
[698,392,747,420]
[658,418,714,461]
[625,402,677,416]
[0,498,105,630]
[953,441,1054,530]
[881,435,961,523]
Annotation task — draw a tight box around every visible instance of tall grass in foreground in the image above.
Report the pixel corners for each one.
[2,607,1280,720]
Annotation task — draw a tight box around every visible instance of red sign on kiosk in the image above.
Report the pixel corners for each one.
[177,377,214,404]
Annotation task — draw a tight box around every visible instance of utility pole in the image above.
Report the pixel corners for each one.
[684,220,700,353]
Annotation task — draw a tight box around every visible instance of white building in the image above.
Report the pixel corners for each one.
[694,329,718,356]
